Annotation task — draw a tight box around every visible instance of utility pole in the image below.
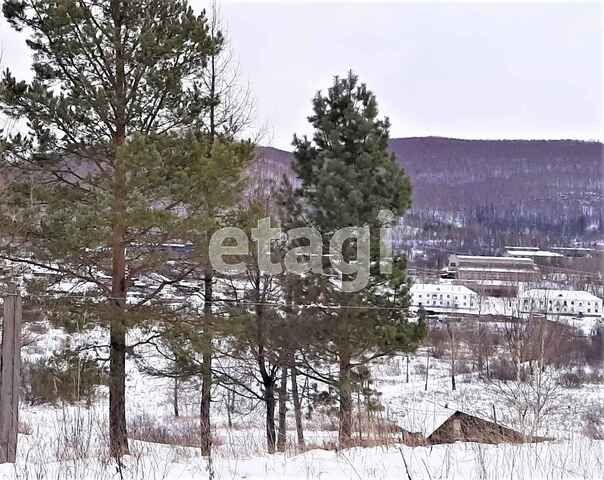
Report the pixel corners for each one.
[0,284,22,464]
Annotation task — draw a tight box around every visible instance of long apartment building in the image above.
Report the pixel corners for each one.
[410,282,603,324]
[447,254,541,283]
[409,283,480,314]
[520,289,602,317]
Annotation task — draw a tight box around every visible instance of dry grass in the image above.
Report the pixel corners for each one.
[583,406,604,440]
[128,414,223,448]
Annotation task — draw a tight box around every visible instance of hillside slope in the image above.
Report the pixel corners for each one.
[256,137,603,252]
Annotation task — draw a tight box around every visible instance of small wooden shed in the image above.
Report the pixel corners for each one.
[427,410,527,445]
[397,403,545,446]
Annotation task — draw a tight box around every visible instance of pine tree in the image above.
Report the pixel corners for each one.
[292,71,425,447]
[0,0,218,456]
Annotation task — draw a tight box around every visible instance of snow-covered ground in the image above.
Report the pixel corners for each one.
[2,433,602,480]
[5,322,603,479]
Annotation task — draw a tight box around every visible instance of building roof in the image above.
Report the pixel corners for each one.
[397,402,510,438]
[396,402,458,437]
[453,255,536,265]
[505,246,540,251]
[457,267,539,274]
[410,283,477,297]
[506,250,563,258]
[450,255,539,272]
[522,289,602,303]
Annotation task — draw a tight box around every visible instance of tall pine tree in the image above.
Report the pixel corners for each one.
[0,0,218,456]
[292,71,425,447]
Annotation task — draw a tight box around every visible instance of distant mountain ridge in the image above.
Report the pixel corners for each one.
[256,136,602,209]
[256,136,603,248]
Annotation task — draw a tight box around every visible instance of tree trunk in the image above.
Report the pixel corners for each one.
[338,353,353,448]
[226,390,234,429]
[200,273,213,457]
[447,322,456,391]
[202,9,218,456]
[424,350,430,391]
[109,139,129,458]
[254,285,277,454]
[265,381,276,453]
[290,357,305,450]
[277,366,288,452]
[200,351,211,455]
[356,391,362,441]
[173,378,179,417]
[451,363,456,391]
[109,315,128,457]
[109,1,129,457]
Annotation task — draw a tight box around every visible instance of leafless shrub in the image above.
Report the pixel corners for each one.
[128,414,223,448]
[558,371,584,389]
[381,358,402,377]
[26,321,49,335]
[314,414,339,432]
[558,368,603,388]
[584,369,604,384]
[303,439,338,451]
[488,358,518,381]
[487,366,561,436]
[456,360,474,375]
[427,327,448,359]
[51,407,97,462]
[414,363,427,376]
[18,419,32,435]
[583,407,604,440]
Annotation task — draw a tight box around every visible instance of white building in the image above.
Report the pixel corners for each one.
[505,249,563,259]
[520,289,602,317]
[410,283,479,314]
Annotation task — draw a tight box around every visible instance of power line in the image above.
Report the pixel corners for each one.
[0,291,413,312]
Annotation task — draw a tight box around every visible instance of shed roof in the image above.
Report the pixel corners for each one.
[396,402,459,437]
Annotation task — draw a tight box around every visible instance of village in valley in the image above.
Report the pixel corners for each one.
[410,247,603,333]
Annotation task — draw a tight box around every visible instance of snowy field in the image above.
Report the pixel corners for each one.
[3,326,603,480]
[1,434,602,480]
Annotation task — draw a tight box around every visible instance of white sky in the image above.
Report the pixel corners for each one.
[1,1,602,149]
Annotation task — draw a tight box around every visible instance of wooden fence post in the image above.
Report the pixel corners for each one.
[0,285,22,464]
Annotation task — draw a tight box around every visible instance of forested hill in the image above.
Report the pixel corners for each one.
[387,137,601,212]
[256,137,603,251]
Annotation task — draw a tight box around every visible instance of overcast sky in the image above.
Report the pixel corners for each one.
[1,1,602,149]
